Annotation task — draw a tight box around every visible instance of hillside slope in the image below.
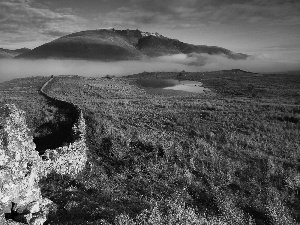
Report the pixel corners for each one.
[17,30,143,61]
[17,29,248,60]
[0,48,31,58]
[137,35,248,59]
[0,49,11,58]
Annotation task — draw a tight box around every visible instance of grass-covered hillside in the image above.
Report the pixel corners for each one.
[16,29,248,60]
[1,71,300,224]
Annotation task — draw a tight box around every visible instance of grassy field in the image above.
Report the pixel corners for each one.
[1,71,300,224]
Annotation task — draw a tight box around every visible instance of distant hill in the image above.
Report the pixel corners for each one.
[265,70,300,75]
[136,35,247,59]
[0,49,12,58]
[17,29,249,61]
[0,48,31,58]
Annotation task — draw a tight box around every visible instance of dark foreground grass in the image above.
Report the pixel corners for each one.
[1,71,300,224]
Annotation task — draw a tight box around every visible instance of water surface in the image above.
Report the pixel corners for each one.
[135,79,209,93]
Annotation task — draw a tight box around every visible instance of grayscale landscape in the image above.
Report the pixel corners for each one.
[0,0,300,225]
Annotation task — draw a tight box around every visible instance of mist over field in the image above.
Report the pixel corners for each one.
[0,53,299,82]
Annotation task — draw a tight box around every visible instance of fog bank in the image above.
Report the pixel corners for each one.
[0,53,299,82]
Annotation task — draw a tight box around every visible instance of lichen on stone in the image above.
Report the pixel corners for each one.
[0,104,56,225]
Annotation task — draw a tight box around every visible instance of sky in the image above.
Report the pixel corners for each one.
[0,0,300,75]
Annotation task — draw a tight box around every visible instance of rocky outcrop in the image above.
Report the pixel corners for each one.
[0,104,56,225]
[0,77,88,224]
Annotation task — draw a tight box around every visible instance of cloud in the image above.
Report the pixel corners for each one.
[98,6,174,29]
[205,1,300,26]
[1,0,299,56]
[95,0,300,29]
[0,58,196,82]
[0,53,299,83]
[0,0,86,48]
[154,52,300,73]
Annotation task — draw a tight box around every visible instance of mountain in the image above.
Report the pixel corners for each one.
[17,29,248,60]
[136,35,247,59]
[0,48,31,58]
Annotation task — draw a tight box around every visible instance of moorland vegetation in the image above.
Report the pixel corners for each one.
[0,70,299,224]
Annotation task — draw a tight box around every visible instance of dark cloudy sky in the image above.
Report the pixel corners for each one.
[1,0,300,62]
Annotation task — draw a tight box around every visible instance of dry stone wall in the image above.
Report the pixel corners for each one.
[41,110,87,177]
[40,77,88,178]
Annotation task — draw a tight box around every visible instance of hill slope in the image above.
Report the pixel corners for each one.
[0,49,12,58]
[136,35,247,59]
[17,30,142,61]
[17,29,248,60]
[0,48,31,58]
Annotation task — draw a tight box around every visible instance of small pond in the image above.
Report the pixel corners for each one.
[135,79,209,93]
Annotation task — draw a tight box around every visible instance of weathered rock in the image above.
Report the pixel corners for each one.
[0,104,56,225]
[0,104,41,212]
[24,201,40,214]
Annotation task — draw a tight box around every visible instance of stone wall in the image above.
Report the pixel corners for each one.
[39,77,88,178]
[41,110,87,177]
